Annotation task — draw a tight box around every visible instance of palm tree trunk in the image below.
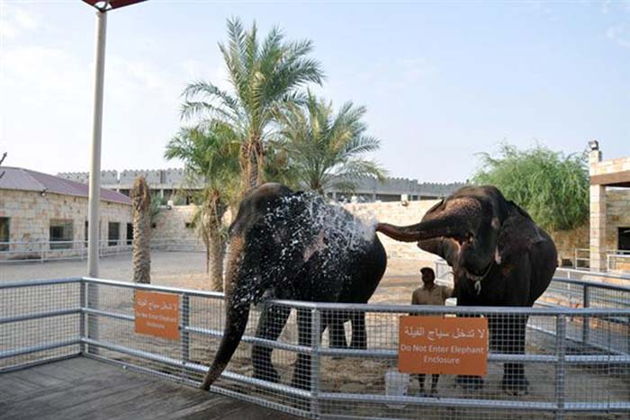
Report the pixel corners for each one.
[208,228,225,291]
[131,177,151,284]
[242,136,264,190]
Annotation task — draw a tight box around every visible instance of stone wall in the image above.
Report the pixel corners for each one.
[0,190,131,260]
[148,191,629,270]
[151,205,203,248]
[343,200,440,264]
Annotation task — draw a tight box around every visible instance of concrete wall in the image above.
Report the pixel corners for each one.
[0,190,132,259]
[149,195,630,271]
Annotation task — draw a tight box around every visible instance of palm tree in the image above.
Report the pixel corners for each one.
[181,18,324,191]
[276,91,386,195]
[131,176,151,284]
[165,122,240,291]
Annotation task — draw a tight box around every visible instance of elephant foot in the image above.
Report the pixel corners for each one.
[290,373,311,390]
[455,375,484,391]
[291,356,312,390]
[349,339,367,350]
[502,374,529,396]
[253,366,280,383]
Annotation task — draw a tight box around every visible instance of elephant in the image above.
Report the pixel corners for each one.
[376,185,557,395]
[200,183,387,391]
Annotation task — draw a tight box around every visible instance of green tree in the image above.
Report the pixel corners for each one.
[275,92,386,195]
[472,143,589,231]
[165,123,240,291]
[181,18,324,191]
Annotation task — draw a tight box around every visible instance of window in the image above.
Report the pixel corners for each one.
[108,222,120,246]
[126,223,133,245]
[0,217,9,251]
[619,227,630,251]
[50,219,73,249]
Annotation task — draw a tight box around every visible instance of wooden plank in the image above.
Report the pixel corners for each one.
[0,358,305,420]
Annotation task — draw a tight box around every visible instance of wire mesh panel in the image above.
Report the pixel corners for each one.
[1,277,628,420]
[0,279,81,370]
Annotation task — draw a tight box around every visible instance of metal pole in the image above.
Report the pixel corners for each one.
[86,10,107,355]
[310,308,321,417]
[87,10,107,278]
[554,314,567,420]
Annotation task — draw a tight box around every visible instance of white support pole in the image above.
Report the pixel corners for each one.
[87,10,107,278]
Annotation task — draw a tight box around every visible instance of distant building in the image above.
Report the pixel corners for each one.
[57,168,465,203]
[0,167,131,260]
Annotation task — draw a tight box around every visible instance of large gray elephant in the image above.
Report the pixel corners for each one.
[200,183,387,391]
[377,185,557,394]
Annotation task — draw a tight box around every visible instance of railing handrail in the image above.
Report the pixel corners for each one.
[436,259,630,281]
[77,277,628,315]
[2,276,627,315]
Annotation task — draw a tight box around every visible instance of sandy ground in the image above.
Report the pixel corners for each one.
[2,252,628,419]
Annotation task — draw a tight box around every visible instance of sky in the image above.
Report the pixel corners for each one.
[0,0,629,183]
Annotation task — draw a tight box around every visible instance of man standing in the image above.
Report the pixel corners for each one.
[411,267,454,394]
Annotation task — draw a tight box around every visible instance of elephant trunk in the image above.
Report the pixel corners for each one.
[200,236,252,391]
[377,215,465,242]
[200,296,250,390]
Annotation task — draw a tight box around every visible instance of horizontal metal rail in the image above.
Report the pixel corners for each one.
[0,277,81,290]
[0,308,81,325]
[0,339,81,360]
[82,277,224,298]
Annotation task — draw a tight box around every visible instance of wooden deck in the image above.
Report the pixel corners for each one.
[0,358,305,420]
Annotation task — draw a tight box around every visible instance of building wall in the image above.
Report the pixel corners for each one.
[149,194,630,270]
[151,205,203,248]
[0,189,131,259]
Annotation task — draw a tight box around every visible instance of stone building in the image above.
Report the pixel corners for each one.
[0,167,132,260]
[588,143,630,271]
[58,169,465,203]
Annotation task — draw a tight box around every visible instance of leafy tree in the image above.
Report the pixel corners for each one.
[181,18,324,191]
[472,143,589,231]
[275,91,385,195]
[165,122,240,291]
[131,176,152,284]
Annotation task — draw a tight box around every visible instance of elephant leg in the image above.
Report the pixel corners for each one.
[350,311,367,349]
[498,314,529,395]
[252,304,291,383]
[327,310,349,349]
[291,308,317,389]
[455,312,484,390]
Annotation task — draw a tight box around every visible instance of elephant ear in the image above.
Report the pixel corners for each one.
[496,202,546,265]
[418,238,460,268]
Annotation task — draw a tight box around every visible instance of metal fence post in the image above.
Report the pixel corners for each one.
[181,293,190,369]
[582,285,590,346]
[79,280,86,354]
[310,307,321,418]
[554,314,567,420]
[87,280,99,355]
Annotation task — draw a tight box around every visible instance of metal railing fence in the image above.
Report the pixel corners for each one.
[0,239,204,263]
[1,277,628,419]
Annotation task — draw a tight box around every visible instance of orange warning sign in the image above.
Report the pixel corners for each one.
[134,290,180,340]
[398,316,488,376]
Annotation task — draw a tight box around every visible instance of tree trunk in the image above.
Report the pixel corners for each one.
[207,228,225,292]
[241,136,264,190]
[200,190,227,292]
[131,177,151,284]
